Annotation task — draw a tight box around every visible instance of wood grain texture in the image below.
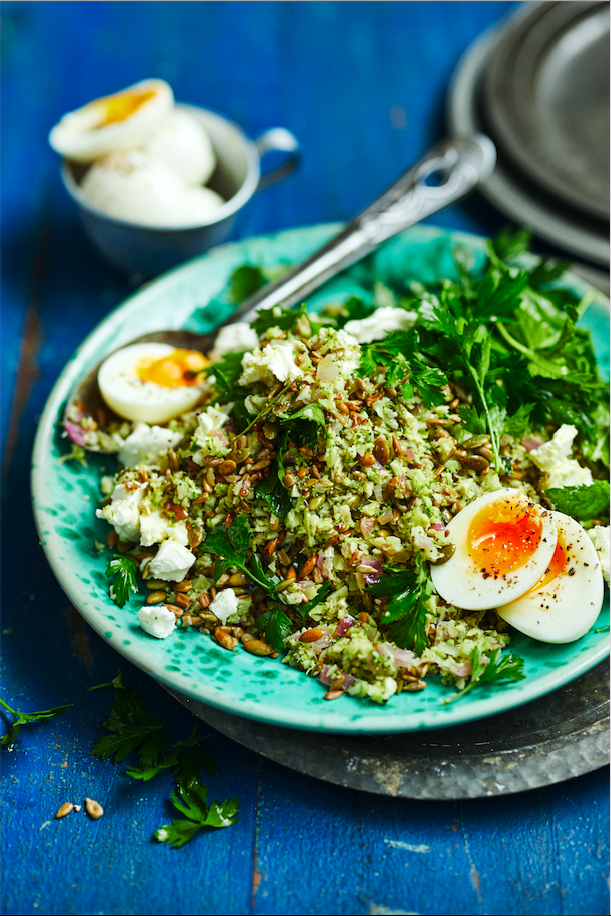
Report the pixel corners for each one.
[1,2,608,914]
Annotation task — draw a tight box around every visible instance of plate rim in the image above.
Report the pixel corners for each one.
[446,11,610,267]
[31,222,610,734]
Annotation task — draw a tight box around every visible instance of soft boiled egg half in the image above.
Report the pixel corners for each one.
[98,342,208,424]
[430,489,605,644]
[49,79,174,162]
[496,512,604,643]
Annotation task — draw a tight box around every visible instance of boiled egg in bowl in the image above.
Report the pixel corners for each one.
[430,488,558,612]
[48,79,174,162]
[496,512,604,643]
[98,342,208,424]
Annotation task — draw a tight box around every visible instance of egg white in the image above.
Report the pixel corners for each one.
[49,79,173,162]
[98,342,206,424]
[430,488,558,611]
[496,512,604,643]
[142,108,217,186]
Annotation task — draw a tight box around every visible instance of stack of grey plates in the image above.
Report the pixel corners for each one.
[448,0,610,267]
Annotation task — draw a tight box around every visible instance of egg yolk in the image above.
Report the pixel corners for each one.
[136,349,207,388]
[467,496,543,578]
[98,90,156,127]
[526,530,568,593]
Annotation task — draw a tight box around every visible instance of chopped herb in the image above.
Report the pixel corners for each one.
[545,480,610,520]
[203,350,248,402]
[105,555,138,608]
[155,783,239,848]
[200,518,277,595]
[443,646,526,704]
[370,563,431,655]
[0,698,72,748]
[258,607,293,651]
[255,469,293,519]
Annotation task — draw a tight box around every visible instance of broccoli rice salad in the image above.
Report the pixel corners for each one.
[65,231,610,705]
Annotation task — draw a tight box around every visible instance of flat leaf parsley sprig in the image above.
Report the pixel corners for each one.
[91,673,239,847]
[0,698,72,747]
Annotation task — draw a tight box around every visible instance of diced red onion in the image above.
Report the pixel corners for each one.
[364,572,381,585]
[430,522,445,531]
[412,529,434,550]
[360,517,375,538]
[316,355,340,383]
[448,661,472,678]
[522,436,542,452]
[358,555,383,573]
[319,664,333,686]
[378,642,416,668]
[308,625,331,652]
[405,448,415,461]
[377,508,394,524]
[319,664,355,690]
[336,615,355,637]
[65,421,87,447]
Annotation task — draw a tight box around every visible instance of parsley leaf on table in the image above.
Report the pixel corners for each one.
[443,647,526,704]
[105,555,138,608]
[155,783,239,848]
[544,480,610,520]
[370,564,431,656]
[90,672,170,767]
[126,726,218,790]
[0,698,72,747]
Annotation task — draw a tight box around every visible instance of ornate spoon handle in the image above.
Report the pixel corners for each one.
[228,134,496,323]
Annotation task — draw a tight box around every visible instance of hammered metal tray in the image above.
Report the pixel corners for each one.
[165,660,609,800]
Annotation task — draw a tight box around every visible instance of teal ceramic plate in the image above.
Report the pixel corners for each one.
[32,224,610,733]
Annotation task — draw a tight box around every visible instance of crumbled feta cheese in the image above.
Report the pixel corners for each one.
[208,587,239,624]
[139,509,189,547]
[209,322,259,361]
[195,404,232,439]
[96,483,145,542]
[148,540,196,581]
[118,422,182,467]
[138,606,176,639]
[191,404,232,461]
[528,424,593,489]
[345,306,417,343]
[589,526,610,584]
[239,340,303,386]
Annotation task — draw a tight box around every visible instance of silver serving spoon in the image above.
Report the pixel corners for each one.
[66,134,496,452]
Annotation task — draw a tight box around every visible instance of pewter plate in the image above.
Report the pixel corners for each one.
[447,8,610,266]
[166,660,610,799]
[484,0,610,221]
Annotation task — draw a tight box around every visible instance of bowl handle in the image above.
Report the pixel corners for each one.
[254,127,301,192]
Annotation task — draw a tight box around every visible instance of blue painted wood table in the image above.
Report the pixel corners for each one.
[1,3,609,914]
